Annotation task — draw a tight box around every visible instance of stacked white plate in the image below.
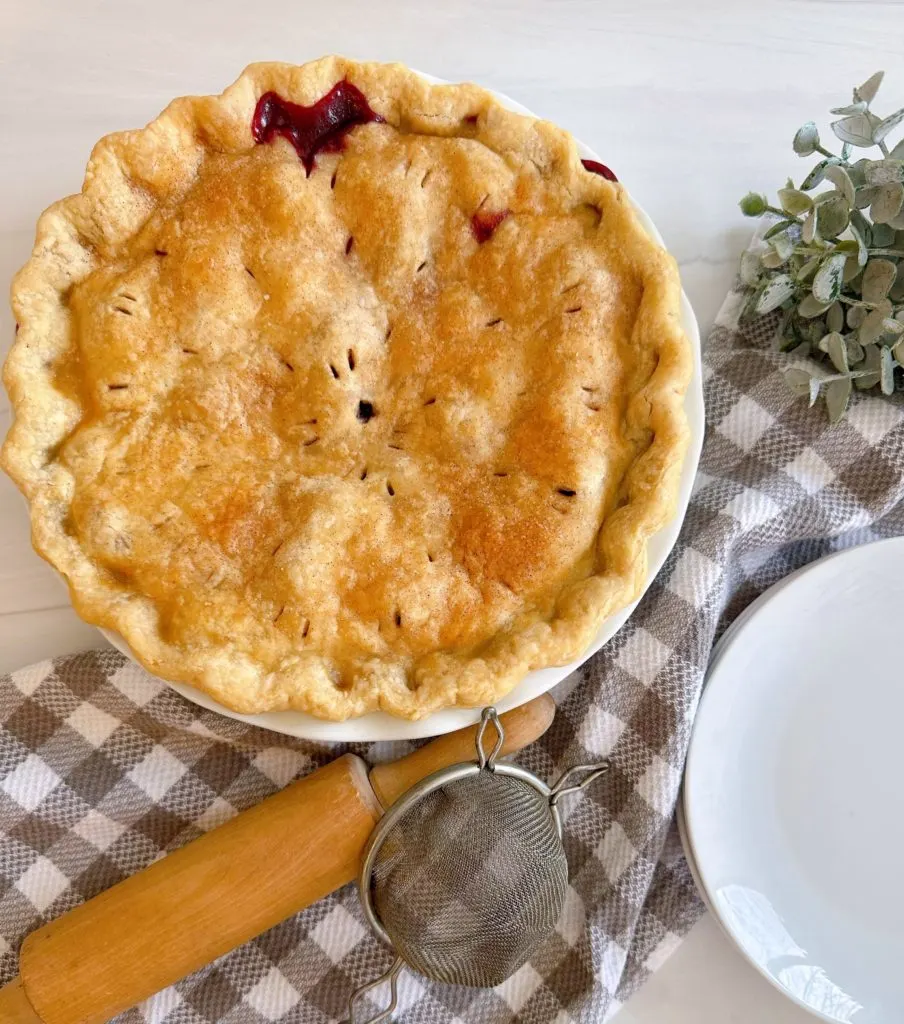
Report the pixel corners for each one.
[680,536,904,1023]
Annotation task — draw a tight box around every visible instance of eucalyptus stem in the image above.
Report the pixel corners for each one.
[765,204,802,223]
[836,295,904,315]
[837,295,881,309]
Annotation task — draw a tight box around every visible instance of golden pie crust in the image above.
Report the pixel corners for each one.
[2,58,691,720]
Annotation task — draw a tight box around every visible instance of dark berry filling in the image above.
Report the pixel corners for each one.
[581,159,618,182]
[357,400,376,422]
[252,81,383,176]
[471,209,510,243]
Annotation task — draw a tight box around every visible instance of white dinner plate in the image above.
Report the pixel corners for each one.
[682,537,904,1023]
[100,72,704,741]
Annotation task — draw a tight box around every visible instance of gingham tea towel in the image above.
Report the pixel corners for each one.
[2,282,903,1024]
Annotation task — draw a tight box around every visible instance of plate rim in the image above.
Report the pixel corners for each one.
[100,71,705,741]
[682,536,904,1023]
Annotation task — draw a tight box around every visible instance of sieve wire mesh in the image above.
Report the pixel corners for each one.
[370,769,569,988]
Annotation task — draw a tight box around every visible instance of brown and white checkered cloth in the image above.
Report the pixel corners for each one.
[2,283,904,1024]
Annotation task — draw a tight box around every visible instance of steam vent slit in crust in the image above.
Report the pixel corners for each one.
[1,57,691,720]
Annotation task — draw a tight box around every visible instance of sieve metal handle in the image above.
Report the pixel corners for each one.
[344,957,404,1024]
[475,706,505,769]
[549,761,611,805]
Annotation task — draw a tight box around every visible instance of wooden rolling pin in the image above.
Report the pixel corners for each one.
[0,696,554,1024]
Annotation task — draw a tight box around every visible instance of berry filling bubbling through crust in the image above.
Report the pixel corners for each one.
[471,208,511,243]
[252,83,618,186]
[251,81,383,175]
[581,158,618,182]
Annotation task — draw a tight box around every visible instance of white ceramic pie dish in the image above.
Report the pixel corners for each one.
[682,537,904,1023]
[89,73,704,741]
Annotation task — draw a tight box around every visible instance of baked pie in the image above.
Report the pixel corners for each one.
[2,58,691,719]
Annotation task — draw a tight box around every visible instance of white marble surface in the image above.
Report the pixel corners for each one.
[1,1,902,1019]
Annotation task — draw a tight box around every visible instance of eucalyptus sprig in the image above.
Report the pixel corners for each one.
[738,71,904,421]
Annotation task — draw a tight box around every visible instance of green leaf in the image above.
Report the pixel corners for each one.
[824,165,856,205]
[890,263,904,301]
[871,222,897,246]
[859,300,894,344]
[820,331,849,372]
[784,366,821,406]
[861,259,897,303]
[740,250,761,288]
[761,249,787,269]
[847,336,865,364]
[801,208,817,243]
[843,256,863,283]
[850,209,872,255]
[793,122,820,156]
[873,108,904,145]
[864,159,904,186]
[855,185,878,209]
[800,158,840,191]
[796,256,822,282]
[894,337,904,363]
[881,345,895,394]
[816,196,850,237]
[813,254,847,303]
[826,301,845,333]
[788,341,812,360]
[888,207,904,230]
[739,192,768,216]
[871,183,904,224]
[855,344,882,388]
[848,159,870,187]
[890,138,904,161]
[805,318,827,344]
[799,293,834,318]
[847,304,868,329]
[764,218,797,239]
[825,376,852,421]
[831,102,868,116]
[834,239,860,256]
[771,231,795,262]
[854,72,884,105]
[883,317,904,336]
[754,273,796,314]
[832,113,877,147]
[777,188,813,216]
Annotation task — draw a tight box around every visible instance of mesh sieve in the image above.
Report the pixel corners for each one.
[372,768,569,987]
[346,708,610,1024]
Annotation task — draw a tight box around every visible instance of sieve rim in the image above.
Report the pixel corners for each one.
[359,761,561,950]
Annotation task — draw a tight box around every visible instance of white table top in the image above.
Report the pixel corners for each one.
[2,2,901,1019]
